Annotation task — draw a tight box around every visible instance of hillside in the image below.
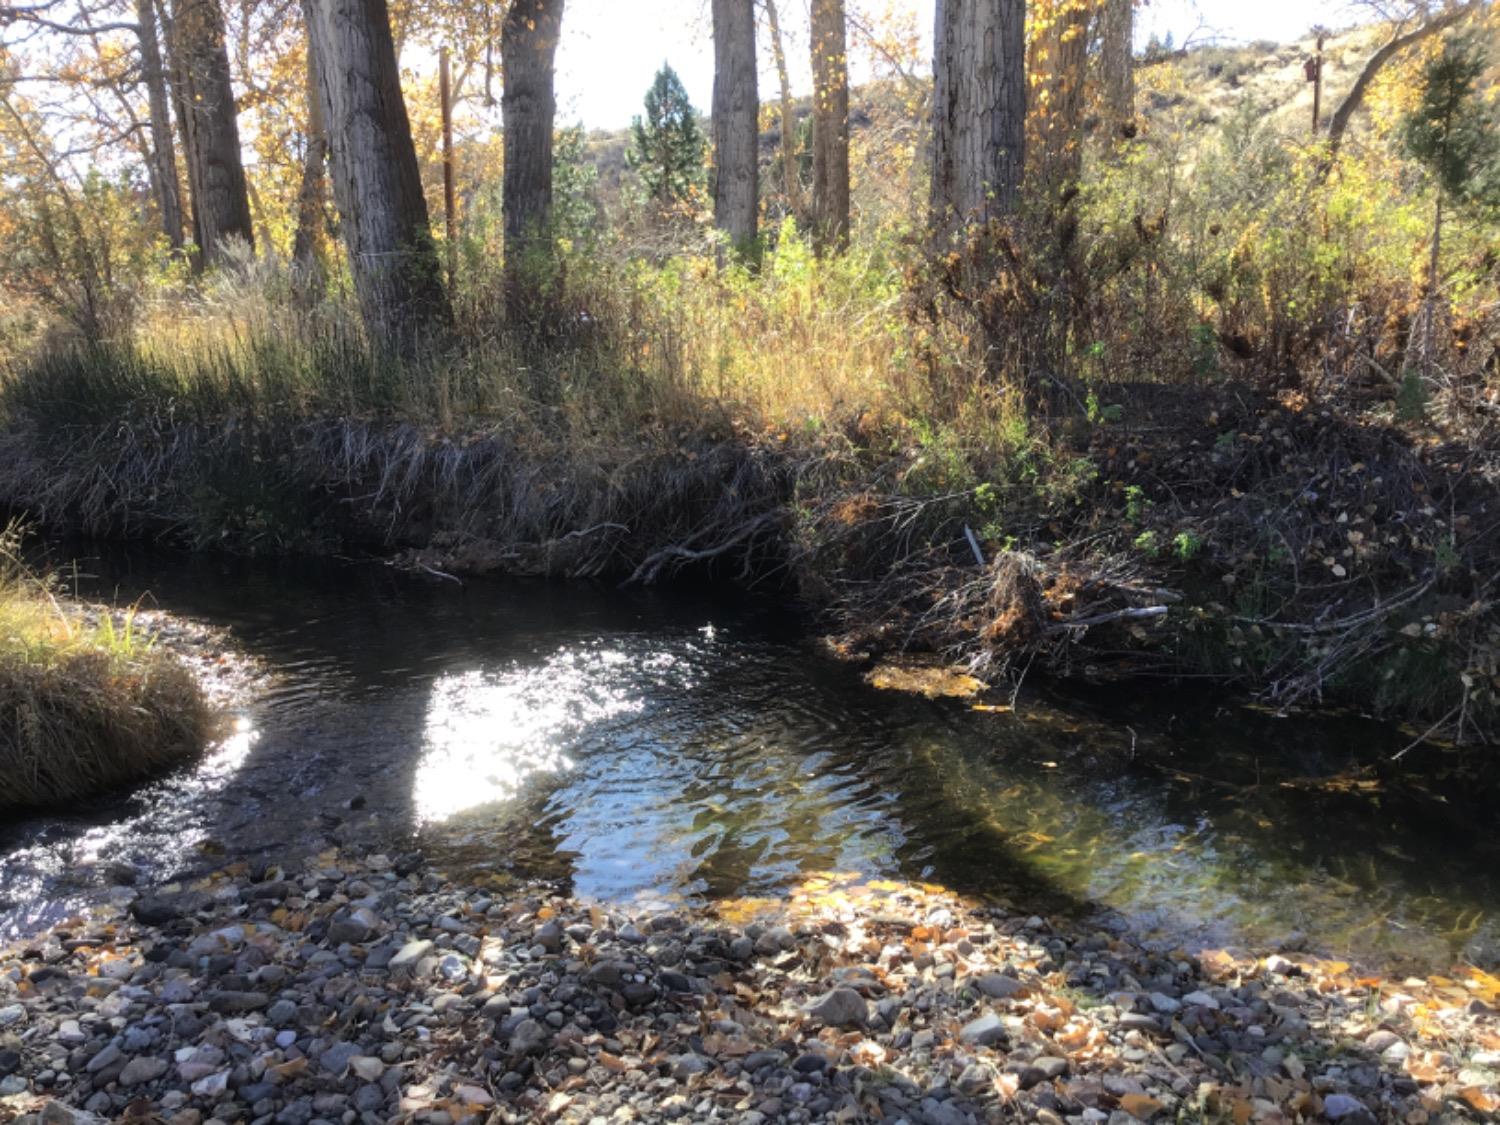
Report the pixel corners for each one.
[580,20,1457,203]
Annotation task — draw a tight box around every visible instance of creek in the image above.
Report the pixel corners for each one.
[2,546,1496,972]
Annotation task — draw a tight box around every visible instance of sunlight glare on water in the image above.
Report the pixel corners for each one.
[413,646,678,823]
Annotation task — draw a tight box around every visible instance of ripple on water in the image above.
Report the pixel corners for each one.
[3,547,1499,970]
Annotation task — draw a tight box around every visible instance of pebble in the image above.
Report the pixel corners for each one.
[805,987,867,1028]
[958,1012,1007,1047]
[1321,1093,1367,1120]
[976,972,1025,999]
[1149,992,1181,1014]
[388,939,434,970]
[0,847,1486,1125]
[118,1056,168,1086]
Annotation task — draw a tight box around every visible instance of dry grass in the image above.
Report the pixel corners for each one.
[0,525,211,808]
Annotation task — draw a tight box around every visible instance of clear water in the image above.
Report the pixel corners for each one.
[2,546,1496,972]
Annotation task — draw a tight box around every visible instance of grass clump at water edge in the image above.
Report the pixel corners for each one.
[0,524,212,808]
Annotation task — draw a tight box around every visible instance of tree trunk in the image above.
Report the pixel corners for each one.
[930,0,1026,235]
[1326,3,1475,157]
[761,0,802,220]
[135,0,184,249]
[1422,193,1444,366]
[810,0,850,253]
[304,0,449,353]
[1032,0,1089,193]
[166,0,253,267]
[1098,0,1134,129]
[711,0,759,253]
[290,39,328,297]
[501,0,564,271]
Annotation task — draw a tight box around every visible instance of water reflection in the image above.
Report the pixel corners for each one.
[1,544,1497,970]
[0,718,259,936]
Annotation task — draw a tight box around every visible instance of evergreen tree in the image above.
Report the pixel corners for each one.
[1401,36,1499,219]
[552,125,600,246]
[1399,34,1499,373]
[627,64,706,206]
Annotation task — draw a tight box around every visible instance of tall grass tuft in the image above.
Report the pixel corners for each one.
[0,523,212,808]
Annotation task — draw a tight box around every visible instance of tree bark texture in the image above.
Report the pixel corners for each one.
[502,0,563,260]
[1098,0,1134,128]
[135,0,185,249]
[290,39,329,294]
[304,0,449,352]
[166,0,253,266]
[712,0,759,251]
[810,0,850,253]
[930,0,1026,235]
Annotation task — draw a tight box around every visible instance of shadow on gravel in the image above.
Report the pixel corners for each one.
[2,849,1496,1125]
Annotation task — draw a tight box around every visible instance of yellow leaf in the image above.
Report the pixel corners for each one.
[1469,967,1500,1004]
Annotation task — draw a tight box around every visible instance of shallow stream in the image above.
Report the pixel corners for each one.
[2,547,1496,971]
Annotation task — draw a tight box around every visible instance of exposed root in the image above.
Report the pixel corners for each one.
[625,511,785,586]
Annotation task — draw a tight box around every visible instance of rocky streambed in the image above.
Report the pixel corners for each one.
[1,854,1498,1125]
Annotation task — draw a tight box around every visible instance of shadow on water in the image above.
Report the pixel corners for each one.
[3,542,1499,973]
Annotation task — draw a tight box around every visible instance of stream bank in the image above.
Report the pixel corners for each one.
[1,380,1496,745]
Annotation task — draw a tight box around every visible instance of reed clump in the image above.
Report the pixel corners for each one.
[0,524,211,808]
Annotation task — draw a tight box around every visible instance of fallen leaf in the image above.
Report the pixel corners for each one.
[1458,1087,1499,1114]
[1119,1093,1164,1119]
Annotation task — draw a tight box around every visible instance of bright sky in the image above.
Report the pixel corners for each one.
[554,0,1361,130]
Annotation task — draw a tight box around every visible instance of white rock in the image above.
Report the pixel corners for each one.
[190,1070,230,1098]
[389,940,434,970]
[57,1019,87,1045]
[349,1056,385,1082]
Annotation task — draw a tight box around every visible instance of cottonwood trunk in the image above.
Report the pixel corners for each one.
[136,0,184,249]
[305,0,449,353]
[711,0,759,253]
[502,0,564,270]
[290,41,328,297]
[810,0,850,253]
[1032,0,1089,192]
[1099,0,1134,128]
[167,0,253,267]
[930,0,1026,234]
[762,0,803,219]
